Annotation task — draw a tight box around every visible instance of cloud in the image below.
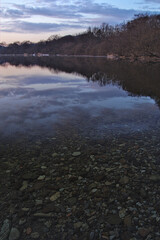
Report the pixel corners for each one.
[1,0,160,38]
[2,21,83,33]
[14,4,82,19]
[1,3,82,19]
[1,1,138,21]
[144,0,160,3]
[79,3,137,20]
[1,8,27,18]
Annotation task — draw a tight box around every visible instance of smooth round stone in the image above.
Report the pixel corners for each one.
[72,152,81,157]
[9,228,20,240]
[31,232,40,239]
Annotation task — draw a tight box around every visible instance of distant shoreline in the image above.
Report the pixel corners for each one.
[0,54,160,63]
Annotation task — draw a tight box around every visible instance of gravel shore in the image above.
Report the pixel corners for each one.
[0,130,160,240]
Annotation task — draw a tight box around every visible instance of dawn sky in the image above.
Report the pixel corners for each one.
[1,0,160,43]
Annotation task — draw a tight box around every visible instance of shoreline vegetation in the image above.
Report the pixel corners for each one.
[1,14,160,63]
[1,53,160,63]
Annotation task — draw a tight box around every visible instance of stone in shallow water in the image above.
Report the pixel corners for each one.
[41,166,47,169]
[119,176,129,184]
[91,188,97,193]
[19,218,26,225]
[72,152,81,157]
[107,214,122,225]
[149,175,160,181]
[124,215,132,227]
[37,175,45,180]
[105,181,113,186]
[52,153,58,157]
[35,200,43,206]
[19,181,28,191]
[119,208,126,218]
[138,228,150,237]
[9,228,20,240]
[31,232,40,239]
[50,192,60,201]
[23,173,38,180]
[74,222,83,229]
[68,197,77,205]
[89,232,95,240]
[0,219,10,240]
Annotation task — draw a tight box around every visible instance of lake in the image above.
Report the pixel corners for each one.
[0,57,160,239]
[0,57,160,140]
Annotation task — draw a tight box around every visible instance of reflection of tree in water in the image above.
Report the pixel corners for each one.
[1,56,160,108]
[87,72,120,87]
[87,72,112,86]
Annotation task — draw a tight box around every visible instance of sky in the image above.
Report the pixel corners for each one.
[1,0,160,44]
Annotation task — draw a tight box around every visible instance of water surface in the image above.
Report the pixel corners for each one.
[0,57,160,141]
[1,57,160,239]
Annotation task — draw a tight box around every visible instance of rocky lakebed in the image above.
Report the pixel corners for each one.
[0,129,160,240]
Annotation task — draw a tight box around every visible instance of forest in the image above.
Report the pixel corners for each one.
[1,14,160,60]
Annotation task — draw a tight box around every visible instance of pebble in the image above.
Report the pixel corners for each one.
[9,228,20,240]
[52,153,58,157]
[0,219,10,240]
[119,208,126,218]
[149,175,160,181]
[50,192,60,201]
[31,232,40,239]
[19,181,28,191]
[72,152,81,157]
[26,227,32,235]
[138,228,150,237]
[105,181,113,186]
[74,222,83,229]
[41,166,47,169]
[90,232,95,240]
[21,208,29,212]
[124,215,132,227]
[119,176,129,184]
[33,213,53,218]
[35,199,43,205]
[37,175,45,180]
[107,215,122,225]
[19,218,26,225]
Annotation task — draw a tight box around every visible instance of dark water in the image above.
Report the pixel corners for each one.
[1,57,160,239]
[0,57,160,142]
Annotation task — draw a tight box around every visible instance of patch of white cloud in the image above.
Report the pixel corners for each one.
[1,0,160,41]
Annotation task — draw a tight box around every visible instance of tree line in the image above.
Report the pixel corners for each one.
[1,14,160,57]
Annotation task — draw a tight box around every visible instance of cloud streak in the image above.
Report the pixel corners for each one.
[1,0,160,42]
[2,21,83,33]
[144,0,160,3]
[1,1,138,21]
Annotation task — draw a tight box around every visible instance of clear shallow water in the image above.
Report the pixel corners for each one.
[0,57,160,140]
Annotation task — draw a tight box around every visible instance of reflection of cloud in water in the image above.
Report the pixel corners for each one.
[0,63,160,138]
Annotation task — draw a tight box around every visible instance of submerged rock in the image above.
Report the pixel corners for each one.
[9,228,20,240]
[72,152,81,157]
[149,175,160,181]
[107,215,122,225]
[119,176,129,184]
[0,219,10,240]
[50,192,60,201]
